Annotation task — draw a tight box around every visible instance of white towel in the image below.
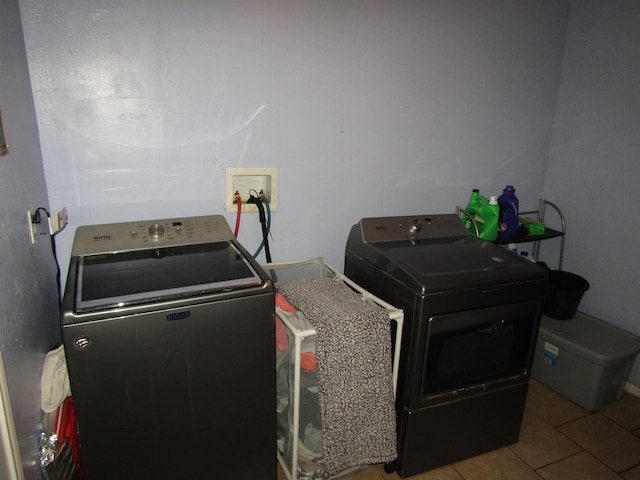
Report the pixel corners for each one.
[40,345,71,413]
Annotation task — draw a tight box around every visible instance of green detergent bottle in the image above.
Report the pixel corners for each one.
[462,190,500,241]
[462,189,487,235]
[478,195,499,241]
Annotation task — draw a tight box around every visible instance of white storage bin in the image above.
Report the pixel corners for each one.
[263,258,403,480]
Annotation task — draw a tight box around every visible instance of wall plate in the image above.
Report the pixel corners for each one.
[226,167,278,213]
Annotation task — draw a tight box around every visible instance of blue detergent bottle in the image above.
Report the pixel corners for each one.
[498,185,519,239]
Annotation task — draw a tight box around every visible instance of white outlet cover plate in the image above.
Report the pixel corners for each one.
[226,167,278,213]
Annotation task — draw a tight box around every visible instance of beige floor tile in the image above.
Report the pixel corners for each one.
[408,465,464,480]
[537,451,622,480]
[559,413,640,473]
[526,379,590,426]
[510,410,582,469]
[452,447,541,480]
[369,463,401,480]
[374,463,464,480]
[601,394,640,431]
[341,465,385,479]
[370,463,401,480]
[621,464,640,480]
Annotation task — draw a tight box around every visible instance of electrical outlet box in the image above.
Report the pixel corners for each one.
[226,167,278,213]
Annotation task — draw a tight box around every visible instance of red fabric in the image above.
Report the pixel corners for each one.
[54,396,84,479]
[276,292,298,313]
[275,316,288,352]
[276,291,299,352]
[275,290,317,371]
[300,352,317,373]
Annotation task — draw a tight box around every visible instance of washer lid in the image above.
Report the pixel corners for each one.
[74,240,263,312]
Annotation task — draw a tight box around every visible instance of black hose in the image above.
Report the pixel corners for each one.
[247,195,272,263]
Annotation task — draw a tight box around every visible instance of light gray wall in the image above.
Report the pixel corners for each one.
[0,0,62,477]
[5,2,638,476]
[19,0,570,283]
[543,0,640,385]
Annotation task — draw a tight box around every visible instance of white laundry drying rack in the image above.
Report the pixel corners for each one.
[262,257,403,480]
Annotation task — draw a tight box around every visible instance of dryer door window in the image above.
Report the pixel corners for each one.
[419,301,539,402]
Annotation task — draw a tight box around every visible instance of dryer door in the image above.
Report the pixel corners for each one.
[412,300,540,408]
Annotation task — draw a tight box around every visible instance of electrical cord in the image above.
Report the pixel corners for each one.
[31,207,62,308]
[234,190,242,238]
[246,193,272,263]
[253,189,271,258]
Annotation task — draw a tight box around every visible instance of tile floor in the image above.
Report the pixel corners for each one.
[277,379,640,480]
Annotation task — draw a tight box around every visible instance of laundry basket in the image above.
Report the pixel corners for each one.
[262,258,403,480]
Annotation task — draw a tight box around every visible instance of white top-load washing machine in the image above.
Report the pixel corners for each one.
[61,215,275,479]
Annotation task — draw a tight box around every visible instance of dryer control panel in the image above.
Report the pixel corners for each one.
[359,214,469,243]
[71,215,235,255]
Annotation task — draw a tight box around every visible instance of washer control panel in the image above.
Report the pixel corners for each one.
[71,215,235,256]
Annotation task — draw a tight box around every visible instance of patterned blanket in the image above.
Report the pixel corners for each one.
[278,278,397,476]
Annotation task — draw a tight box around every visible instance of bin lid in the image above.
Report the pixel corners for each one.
[539,312,640,364]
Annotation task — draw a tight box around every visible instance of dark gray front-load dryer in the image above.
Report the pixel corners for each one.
[345,214,547,478]
[61,215,275,480]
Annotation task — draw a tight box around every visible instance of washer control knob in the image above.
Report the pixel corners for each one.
[148,223,165,239]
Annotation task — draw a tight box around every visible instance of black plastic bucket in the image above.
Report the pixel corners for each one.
[543,270,590,320]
